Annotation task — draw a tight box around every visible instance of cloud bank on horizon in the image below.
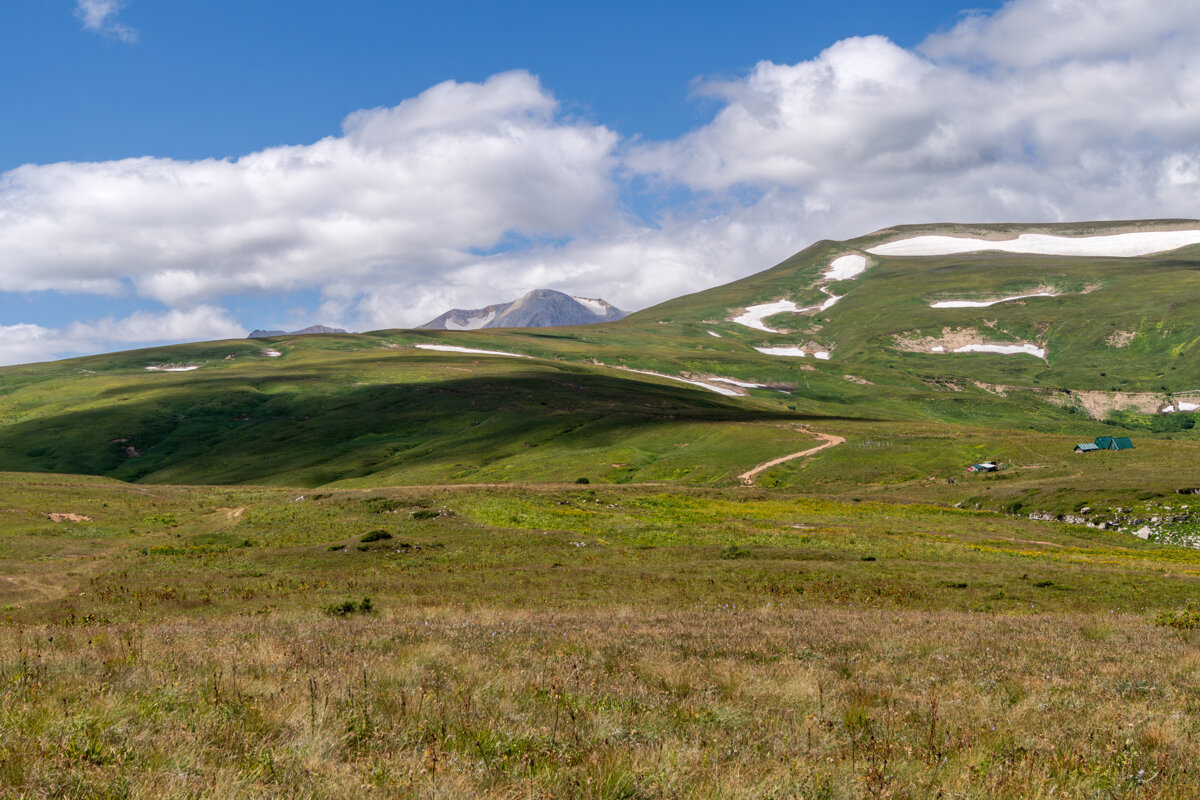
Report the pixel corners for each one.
[4,0,1200,365]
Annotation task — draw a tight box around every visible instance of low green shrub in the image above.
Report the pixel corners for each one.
[1154,607,1200,630]
[322,597,374,617]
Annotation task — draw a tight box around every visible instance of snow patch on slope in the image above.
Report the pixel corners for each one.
[732,300,807,333]
[818,293,842,312]
[572,296,609,316]
[413,344,531,358]
[710,377,765,389]
[931,292,1057,308]
[824,254,868,281]
[951,344,1046,358]
[867,230,1200,258]
[754,346,830,359]
[621,368,741,396]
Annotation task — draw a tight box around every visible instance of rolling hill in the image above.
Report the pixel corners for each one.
[3,218,1200,509]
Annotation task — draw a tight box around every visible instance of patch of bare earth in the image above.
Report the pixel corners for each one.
[1047,390,1167,418]
[48,512,92,523]
[893,327,1023,352]
[1106,330,1135,347]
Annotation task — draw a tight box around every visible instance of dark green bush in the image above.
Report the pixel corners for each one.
[360,530,393,543]
[323,597,374,617]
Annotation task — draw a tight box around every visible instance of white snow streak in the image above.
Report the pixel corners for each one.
[824,254,868,281]
[754,346,810,357]
[949,344,1046,358]
[818,293,842,312]
[413,344,531,358]
[731,300,806,333]
[710,377,766,388]
[930,292,1057,308]
[867,230,1200,258]
[621,368,741,396]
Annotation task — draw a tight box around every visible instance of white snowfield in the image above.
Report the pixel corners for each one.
[754,346,831,359]
[707,330,722,338]
[948,344,1046,358]
[413,344,531,358]
[710,377,766,388]
[145,365,199,372]
[824,254,868,281]
[444,311,496,330]
[930,292,1057,309]
[732,295,841,333]
[572,296,609,316]
[866,230,1200,258]
[262,349,282,357]
[732,300,806,333]
[621,368,740,396]
[1164,402,1200,413]
[731,255,859,333]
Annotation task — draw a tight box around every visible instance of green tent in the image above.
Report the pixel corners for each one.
[1094,436,1134,450]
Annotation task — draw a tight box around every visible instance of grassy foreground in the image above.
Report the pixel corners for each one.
[3,473,1200,798]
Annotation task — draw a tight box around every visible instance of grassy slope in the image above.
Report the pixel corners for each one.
[2,473,1199,798]
[0,342,823,487]
[1,218,1199,504]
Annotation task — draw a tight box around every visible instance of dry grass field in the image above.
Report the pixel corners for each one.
[3,474,1200,798]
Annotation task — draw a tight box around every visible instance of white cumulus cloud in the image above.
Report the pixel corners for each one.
[75,0,138,43]
[630,0,1200,238]
[0,71,617,309]
[0,306,243,367]
[7,0,1200,363]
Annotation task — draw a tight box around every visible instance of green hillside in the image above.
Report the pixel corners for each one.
[2,219,1199,502]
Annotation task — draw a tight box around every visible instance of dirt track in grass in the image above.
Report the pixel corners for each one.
[738,430,845,485]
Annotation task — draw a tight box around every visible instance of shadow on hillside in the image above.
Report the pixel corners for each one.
[0,370,871,486]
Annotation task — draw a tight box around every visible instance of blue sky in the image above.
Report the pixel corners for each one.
[3,1,987,168]
[2,0,1199,365]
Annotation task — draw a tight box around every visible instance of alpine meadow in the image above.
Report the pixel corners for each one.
[4,219,1200,798]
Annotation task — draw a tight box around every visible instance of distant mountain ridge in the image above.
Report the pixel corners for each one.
[419,288,626,330]
[248,325,348,339]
